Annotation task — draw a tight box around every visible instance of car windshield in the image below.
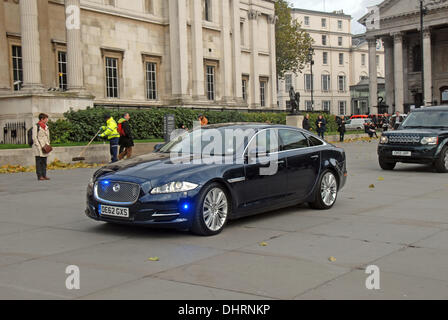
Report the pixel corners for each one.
[159,127,253,156]
[402,111,448,128]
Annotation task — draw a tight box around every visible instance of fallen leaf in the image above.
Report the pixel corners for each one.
[148,257,160,262]
[378,177,385,181]
[259,242,268,247]
[329,256,337,262]
[369,184,375,189]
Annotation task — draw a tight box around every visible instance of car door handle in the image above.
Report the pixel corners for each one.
[310,155,319,160]
[276,160,285,165]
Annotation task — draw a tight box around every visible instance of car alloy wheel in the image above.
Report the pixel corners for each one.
[320,172,338,207]
[203,188,228,232]
[435,146,448,173]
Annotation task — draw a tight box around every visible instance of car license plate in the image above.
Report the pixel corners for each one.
[393,151,412,157]
[100,205,130,218]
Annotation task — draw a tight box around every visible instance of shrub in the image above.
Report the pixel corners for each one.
[48,107,337,142]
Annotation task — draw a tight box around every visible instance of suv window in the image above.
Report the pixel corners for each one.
[403,111,448,128]
[279,130,309,151]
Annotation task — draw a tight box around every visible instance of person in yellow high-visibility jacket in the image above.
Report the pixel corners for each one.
[99,114,121,163]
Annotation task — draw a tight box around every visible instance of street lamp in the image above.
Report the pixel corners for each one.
[308,47,315,111]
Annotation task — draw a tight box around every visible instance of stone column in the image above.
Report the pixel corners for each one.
[37,0,54,88]
[423,28,432,106]
[0,0,11,92]
[248,9,260,108]
[383,37,395,110]
[368,37,378,114]
[220,0,232,101]
[191,0,205,100]
[20,0,44,91]
[65,0,85,91]
[393,32,404,113]
[231,0,243,101]
[169,0,188,98]
[268,14,277,108]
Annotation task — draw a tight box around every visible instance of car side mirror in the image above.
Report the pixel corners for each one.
[154,143,165,153]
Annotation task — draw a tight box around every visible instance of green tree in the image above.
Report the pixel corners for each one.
[275,0,314,78]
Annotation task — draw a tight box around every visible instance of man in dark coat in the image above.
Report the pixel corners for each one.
[337,119,346,142]
[316,115,327,139]
[302,114,312,131]
[118,113,135,160]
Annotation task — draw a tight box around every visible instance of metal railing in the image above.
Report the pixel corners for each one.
[2,122,27,145]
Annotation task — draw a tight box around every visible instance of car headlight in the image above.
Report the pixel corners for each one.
[380,136,389,144]
[151,182,198,194]
[421,137,438,145]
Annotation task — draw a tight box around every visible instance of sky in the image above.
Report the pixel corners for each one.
[289,0,384,34]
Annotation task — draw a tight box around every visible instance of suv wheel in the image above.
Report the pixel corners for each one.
[191,183,230,236]
[379,157,396,171]
[310,171,338,210]
[434,146,448,173]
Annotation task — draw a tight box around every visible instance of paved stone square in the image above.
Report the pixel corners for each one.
[0,141,447,300]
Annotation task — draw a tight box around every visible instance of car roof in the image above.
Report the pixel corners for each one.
[412,106,448,112]
[203,123,302,131]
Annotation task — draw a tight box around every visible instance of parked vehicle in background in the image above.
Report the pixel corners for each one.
[378,106,448,173]
[345,118,370,130]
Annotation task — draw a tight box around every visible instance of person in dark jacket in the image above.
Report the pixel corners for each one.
[302,114,312,131]
[118,113,134,160]
[337,119,346,142]
[316,115,327,139]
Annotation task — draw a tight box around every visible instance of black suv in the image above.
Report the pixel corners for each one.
[378,106,448,173]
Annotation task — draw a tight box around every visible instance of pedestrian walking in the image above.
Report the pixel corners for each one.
[338,119,346,142]
[316,115,327,140]
[99,114,120,163]
[32,113,52,181]
[118,113,134,160]
[302,114,312,131]
[392,111,403,130]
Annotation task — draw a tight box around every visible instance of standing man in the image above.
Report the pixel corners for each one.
[33,113,52,181]
[302,114,312,131]
[316,115,327,140]
[338,118,346,142]
[393,111,402,130]
[100,114,120,163]
[118,113,134,160]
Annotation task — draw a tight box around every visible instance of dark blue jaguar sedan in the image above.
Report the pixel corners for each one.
[86,124,347,236]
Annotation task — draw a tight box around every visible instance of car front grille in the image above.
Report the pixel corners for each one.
[94,181,141,205]
[388,135,421,145]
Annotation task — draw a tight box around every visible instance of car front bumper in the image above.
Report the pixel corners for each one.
[378,144,439,163]
[85,185,202,229]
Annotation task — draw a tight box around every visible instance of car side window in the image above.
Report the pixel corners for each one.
[307,135,324,146]
[279,130,309,151]
[247,129,279,154]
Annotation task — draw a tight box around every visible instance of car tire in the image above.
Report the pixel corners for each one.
[191,183,230,236]
[379,157,396,171]
[309,170,339,210]
[434,146,448,173]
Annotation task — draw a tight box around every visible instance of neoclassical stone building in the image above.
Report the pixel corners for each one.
[0,0,277,139]
[360,0,448,114]
[277,8,385,115]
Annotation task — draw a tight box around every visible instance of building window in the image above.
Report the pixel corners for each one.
[339,53,344,65]
[338,20,343,30]
[304,16,310,26]
[105,57,119,98]
[338,75,346,92]
[321,74,330,92]
[204,0,212,22]
[321,18,327,28]
[260,80,267,107]
[305,74,313,91]
[339,101,347,115]
[322,35,327,46]
[285,74,292,93]
[145,62,157,100]
[305,100,313,111]
[412,45,422,72]
[376,55,380,68]
[206,65,215,100]
[361,54,366,66]
[323,101,331,112]
[242,78,248,102]
[144,0,153,14]
[323,52,328,65]
[240,22,245,46]
[57,51,67,91]
[11,45,23,91]
[338,37,343,46]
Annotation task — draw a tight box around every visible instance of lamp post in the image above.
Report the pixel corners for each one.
[420,0,426,106]
[308,47,315,111]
